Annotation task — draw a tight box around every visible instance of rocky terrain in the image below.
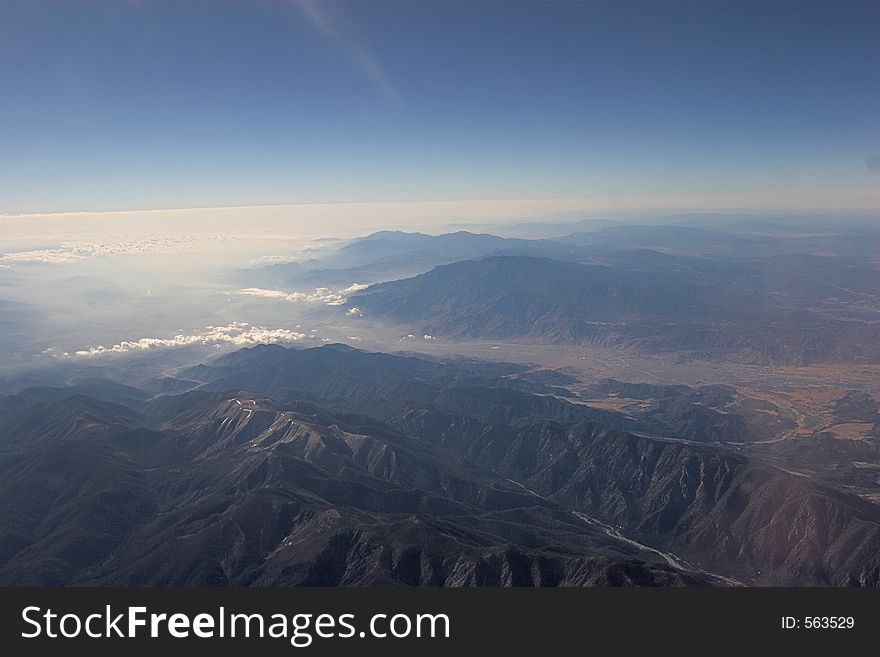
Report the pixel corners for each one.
[3,344,879,586]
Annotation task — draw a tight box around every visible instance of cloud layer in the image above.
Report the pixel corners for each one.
[1,249,85,264]
[0,236,199,264]
[73,322,307,357]
[239,284,367,306]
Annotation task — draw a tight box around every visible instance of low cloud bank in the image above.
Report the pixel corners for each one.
[239,283,367,306]
[73,322,307,357]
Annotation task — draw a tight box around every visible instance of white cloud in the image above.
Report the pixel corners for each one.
[239,283,367,306]
[0,235,200,264]
[1,249,85,264]
[72,322,307,357]
[238,288,291,300]
[398,333,436,342]
[257,254,301,264]
[63,236,197,256]
[346,306,362,317]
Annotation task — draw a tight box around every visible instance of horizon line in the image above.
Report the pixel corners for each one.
[3,195,879,220]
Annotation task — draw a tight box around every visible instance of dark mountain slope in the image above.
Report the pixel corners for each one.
[178,344,745,443]
[174,345,880,585]
[0,392,700,586]
[355,256,708,336]
[539,424,880,586]
[4,345,880,586]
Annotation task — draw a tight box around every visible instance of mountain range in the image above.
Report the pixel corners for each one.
[352,254,880,364]
[2,344,879,586]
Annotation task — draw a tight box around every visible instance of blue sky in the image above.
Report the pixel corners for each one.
[1,1,878,214]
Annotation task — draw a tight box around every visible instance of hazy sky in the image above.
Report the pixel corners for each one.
[1,1,878,215]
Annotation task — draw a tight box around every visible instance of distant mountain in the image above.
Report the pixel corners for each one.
[236,220,880,294]
[352,255,880,365]
[563,224,767,254]
[239,230,586,287]
[560,218,880,260]
[447,216,619,238]
[354,255,705,331]
[337,230,511,263]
